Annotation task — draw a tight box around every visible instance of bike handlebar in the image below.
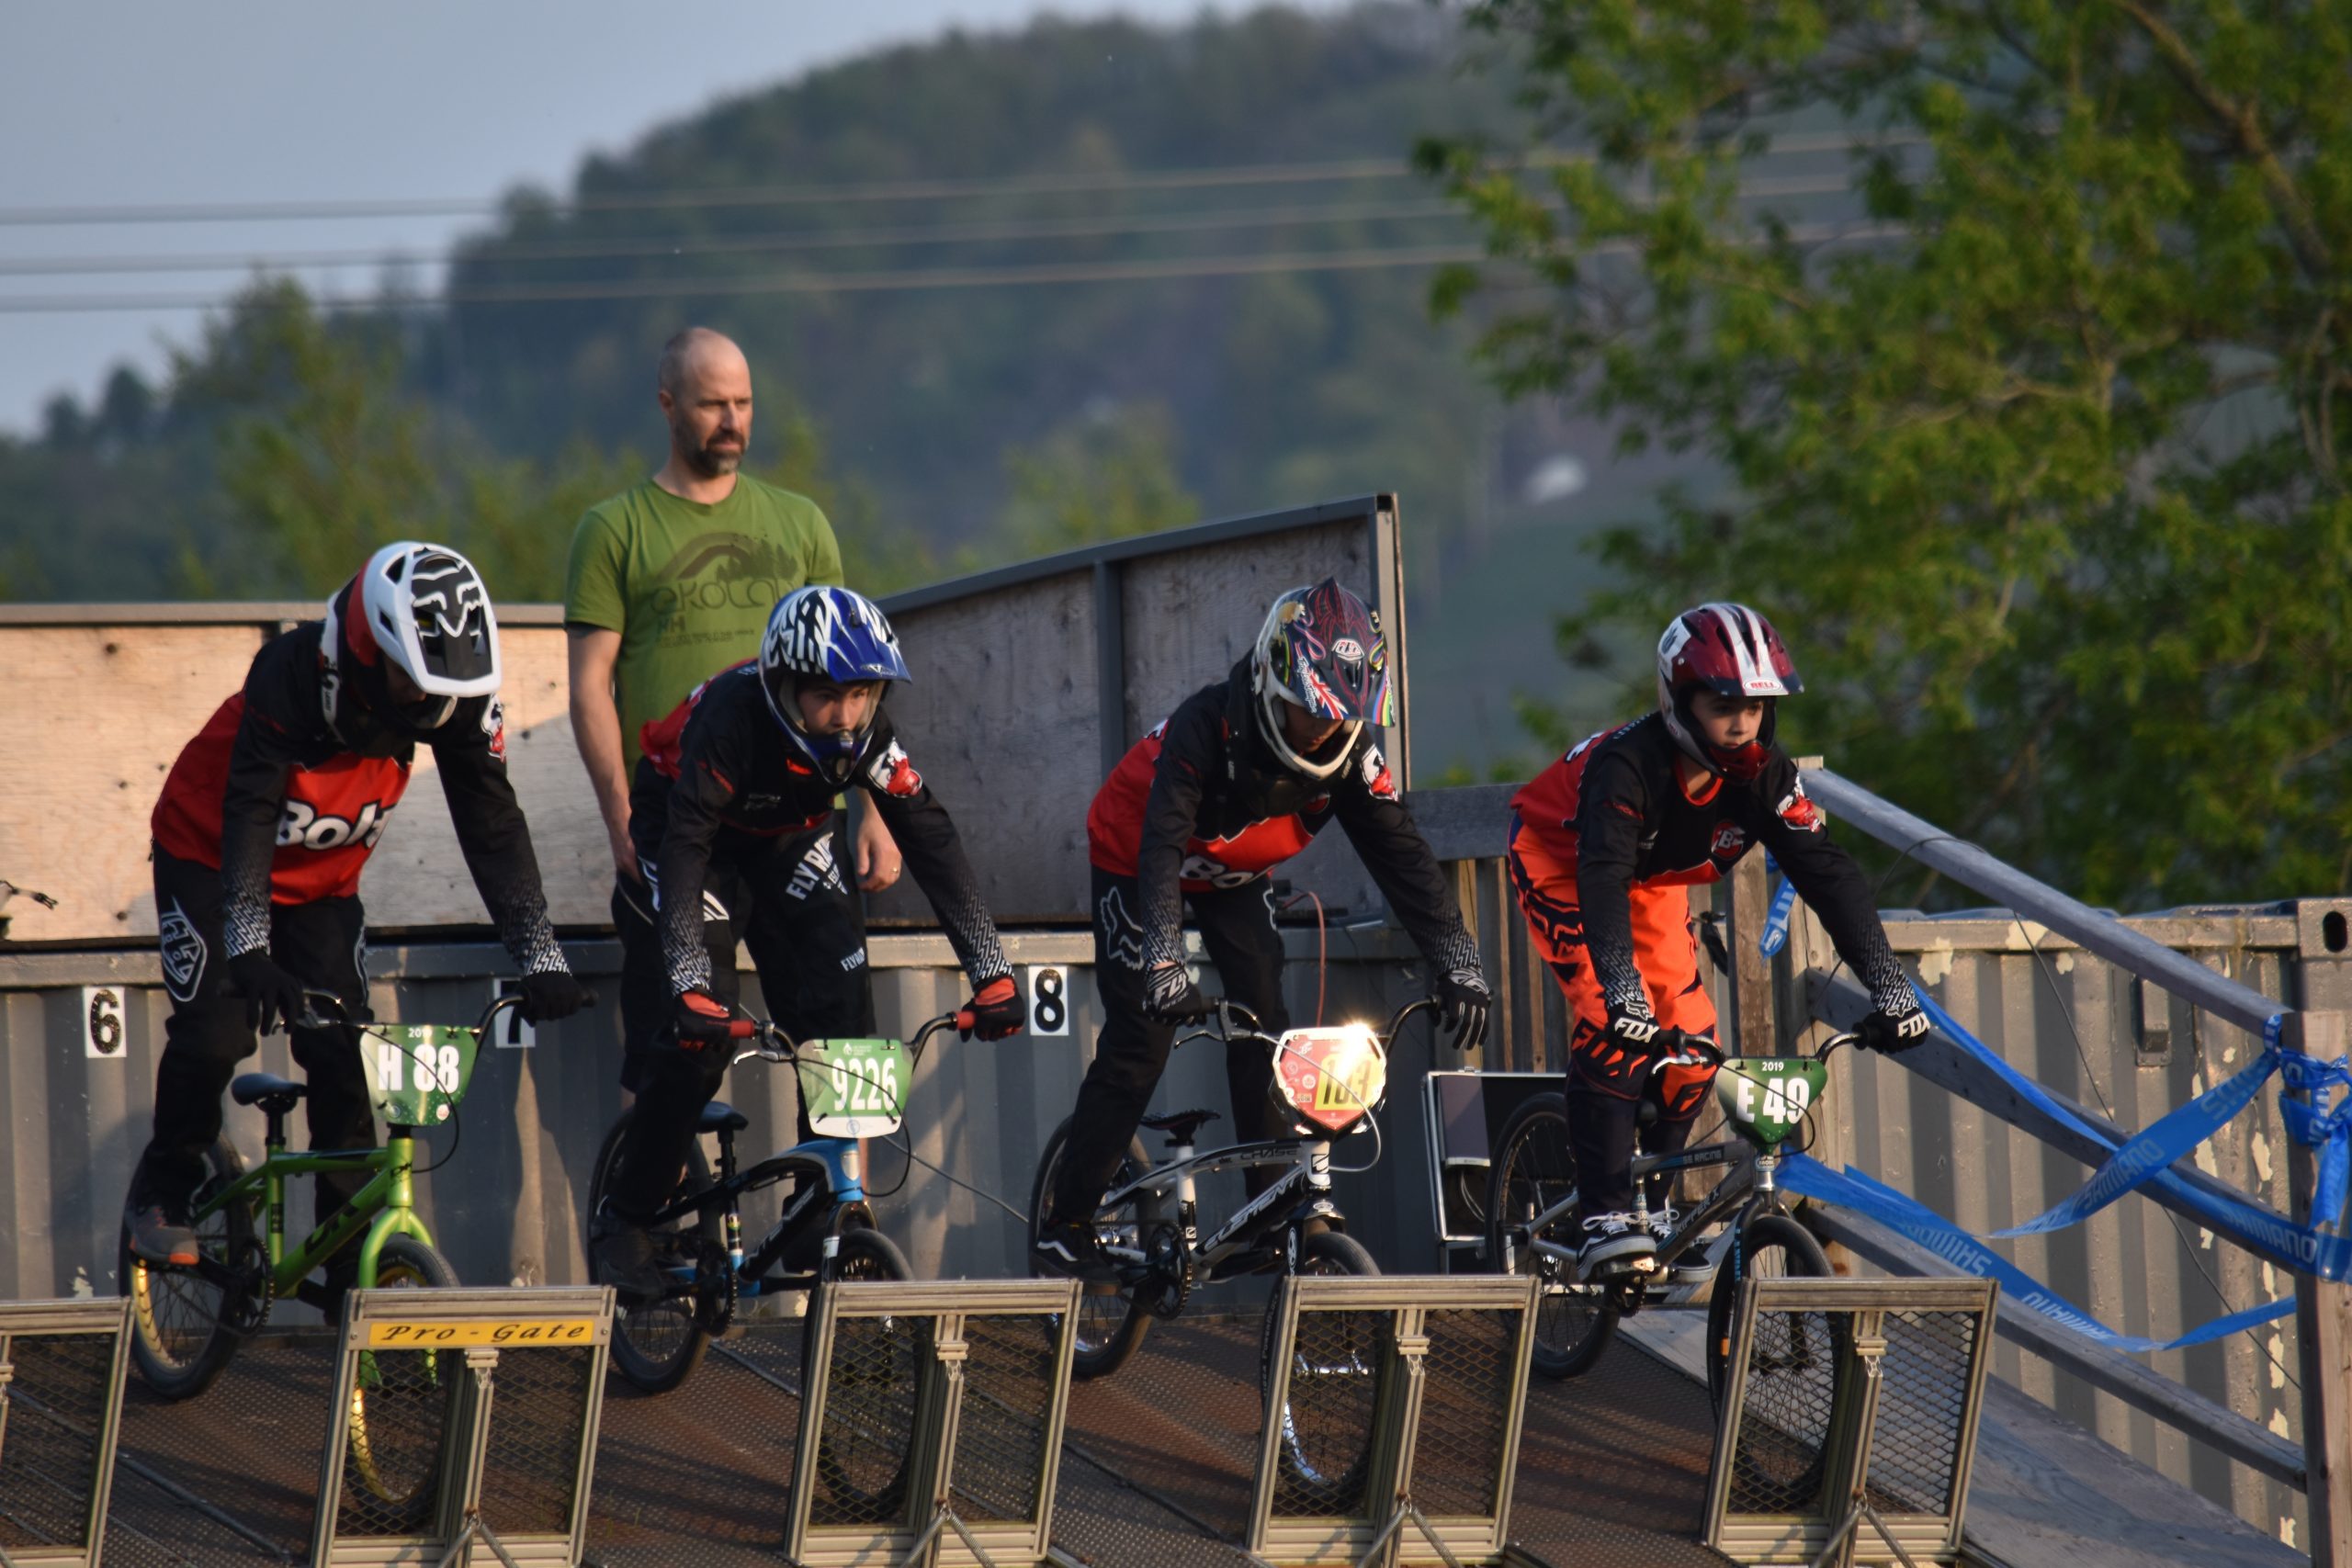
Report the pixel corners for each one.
[289,986,599,1036]
[1173,993,1439,1052]
[720,1010,968,1067]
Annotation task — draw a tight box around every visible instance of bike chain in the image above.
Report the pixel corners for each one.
[1140,1224,1193,1319]
[222,1236,274,1337]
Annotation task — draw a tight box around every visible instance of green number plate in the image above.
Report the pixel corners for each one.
[1716,1057,1827,1150]
[797,1038,908,1138]
[358,1023,480,1127]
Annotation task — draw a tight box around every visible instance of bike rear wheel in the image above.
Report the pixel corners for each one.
[1029,1116,1154,1381]
[1487,1093,1618,1379]
[122,1139,258,1402]
[805,1226,918,1522]
[588,1108,722,1394]
[1258,1228,1381,1508]
[345,1234,462,1526]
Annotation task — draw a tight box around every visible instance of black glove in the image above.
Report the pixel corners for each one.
[227,949,308,1036]
[960,975,1024,1041]
[1432,965,1491,1054]
[1141,963,1210,1024]
[673,989,738,1049]
[1601,1004,1671,1073]
[515,971,593,1025]
[1858,994,1929,1054]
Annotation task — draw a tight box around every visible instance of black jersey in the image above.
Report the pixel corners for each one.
[1511,713,1912,1020]
[1087,657,1478,978]
[631,664,1010,996]
[153,621,566,976]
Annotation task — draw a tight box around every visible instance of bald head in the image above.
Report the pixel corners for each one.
[655,327,752,481]
[657,326,747,399]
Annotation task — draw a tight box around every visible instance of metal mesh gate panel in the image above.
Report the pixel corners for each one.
[1704,1278,1997,1568]
[0,1299,131,1568]
[786,1278,1084,1568]
[1250,1276,1538,1568]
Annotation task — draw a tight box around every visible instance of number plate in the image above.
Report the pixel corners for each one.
[797,1038,908,1138]
[1271,1024,1387,1134]
[359,1024,480,1126]
[1716,1057,1827,1150]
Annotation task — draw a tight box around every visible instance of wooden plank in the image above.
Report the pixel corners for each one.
[2286,1010,2352,1568]
[1404,783,1517,863]
[1727,851,1773,1055]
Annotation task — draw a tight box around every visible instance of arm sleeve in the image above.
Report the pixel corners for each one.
[1572,750,1655,1016]
[433,703,569,976]
[1134,700,1216,971]
[652,723,740,997]
[562,510,628,633]
[864,745,1011,987]
[1331,762,1479,977]
[217,672,305,961]
[1750,769,1915,1014]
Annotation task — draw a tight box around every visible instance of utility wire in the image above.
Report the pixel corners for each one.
[0,133,1917,228]
[0,176,1863,279]
[0,221,1908,316]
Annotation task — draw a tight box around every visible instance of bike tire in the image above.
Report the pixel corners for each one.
[807,1226,918,1522]
[122,1138,257,1402]
[1706,1211,1837,1413]
[1028,1116,1154,1382]
[345,1234,462,1523]
[588,1108,721,1395]
[1258,1228,1381,1508]
[1486,1093,1618,1380]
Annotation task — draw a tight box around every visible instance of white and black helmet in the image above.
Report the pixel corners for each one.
[322,542,501,732]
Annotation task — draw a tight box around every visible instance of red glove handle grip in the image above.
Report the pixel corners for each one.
[727,1018,757,1039]
[955,1009,976,1032]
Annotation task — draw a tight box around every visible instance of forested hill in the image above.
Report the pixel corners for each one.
[424,4,1521,541]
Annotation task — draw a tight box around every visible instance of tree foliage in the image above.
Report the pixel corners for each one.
[1422,0,2352,906]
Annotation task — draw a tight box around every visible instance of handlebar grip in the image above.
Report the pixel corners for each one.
[954,1009,976,1033]
[727,1018,757,1040]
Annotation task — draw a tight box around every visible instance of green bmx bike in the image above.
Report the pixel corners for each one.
[120,990,521,1479]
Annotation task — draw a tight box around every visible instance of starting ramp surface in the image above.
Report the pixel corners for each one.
[88,1314,1730,1567]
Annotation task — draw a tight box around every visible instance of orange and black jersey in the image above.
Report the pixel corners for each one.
[631,663,1008,996]
[150,620,562,975]
[1087,657,1475,976]
[1510,714,1912,1019]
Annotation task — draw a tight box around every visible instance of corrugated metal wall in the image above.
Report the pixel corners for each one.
[1795,904,2347,1546]
[0,923,1441,1323]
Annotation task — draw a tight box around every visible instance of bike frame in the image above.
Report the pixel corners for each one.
[645,1133,872,1297]
[1095,1133,1350,1282]
[188,1129,435,1298]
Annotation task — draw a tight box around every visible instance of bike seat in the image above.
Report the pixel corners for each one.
[1141,1107,1221,1144]
[698,1100,751,1134]
[230,1072,306,1109]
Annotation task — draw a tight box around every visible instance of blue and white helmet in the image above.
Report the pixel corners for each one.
[758,586,911,784]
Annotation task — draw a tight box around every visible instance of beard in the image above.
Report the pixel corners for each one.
[673,420,745,479]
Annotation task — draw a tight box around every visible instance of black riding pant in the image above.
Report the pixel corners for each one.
[137,845,375,1224]
[1051,867,1292,1219]
[605,820,869,1220]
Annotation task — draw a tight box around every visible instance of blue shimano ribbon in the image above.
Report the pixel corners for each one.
[1758,875,1797,959]
[1781,1154,2295,1352]
[1912,993,2352,1281]
[2279,1046,2352,1236]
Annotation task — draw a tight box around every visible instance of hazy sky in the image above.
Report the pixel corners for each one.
[0,0,1351,434]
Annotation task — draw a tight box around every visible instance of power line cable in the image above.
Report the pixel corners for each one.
[0,134,1917,228]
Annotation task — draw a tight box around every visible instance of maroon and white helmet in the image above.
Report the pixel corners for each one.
[1655,603,1803,781]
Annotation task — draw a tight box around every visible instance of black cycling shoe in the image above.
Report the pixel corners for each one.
[590,1211,670,1303]
[127,1201,199,1268]
[1032,1216,1114,1282]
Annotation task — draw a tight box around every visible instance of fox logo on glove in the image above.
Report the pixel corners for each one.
[866,739,922,799]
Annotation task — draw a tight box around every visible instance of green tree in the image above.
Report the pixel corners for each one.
[998,400,1201,556]
[1421,0,2352,907]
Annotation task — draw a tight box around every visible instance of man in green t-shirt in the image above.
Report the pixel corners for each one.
[564,327,905,937]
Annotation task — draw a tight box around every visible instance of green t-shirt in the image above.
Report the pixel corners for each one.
[564,475,845,769]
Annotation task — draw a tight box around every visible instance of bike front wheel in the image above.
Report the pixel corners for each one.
[806,1225,918,1523]
[1706,1211,1836,1412]
[588,1108,721,1394]
[1486,1093,1617,1380]
[345,1234,462,1525]
[1259,1228,1381,1510]
[1029,1116,1154,1381]
[121,1139,258,1402]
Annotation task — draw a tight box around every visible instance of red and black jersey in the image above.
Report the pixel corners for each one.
[149,621,562,975]
[629,663,1009,995]
[1510,713,1911,1018]
[1089,658,1473,976]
